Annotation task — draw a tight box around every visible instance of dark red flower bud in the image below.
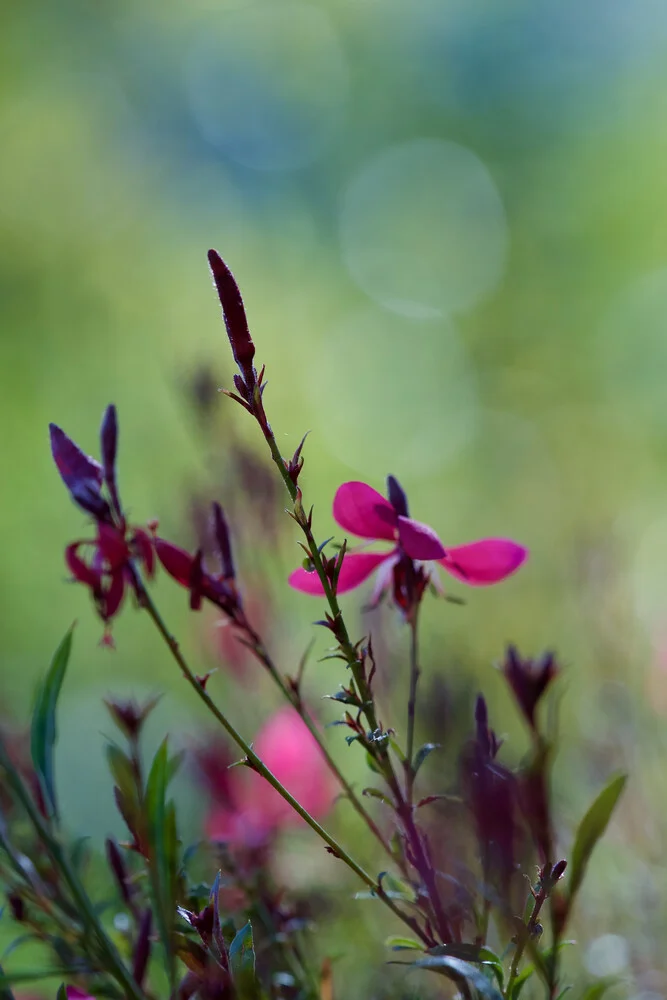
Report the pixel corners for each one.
[212,503,234,581]
[106,836,132,907]
[50,423,110,519]
[50,423,103,492]
[105,695,160,739]
[551,859,567,881]
[208,250,256,390]
[286,432,309,487]
[132,907,153,986]
[387,474,409,517]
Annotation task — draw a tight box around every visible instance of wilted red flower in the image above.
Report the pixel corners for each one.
[50,407,155,642]
[155,502,242,621]
[198,707,335,847]
[289,477,527,602]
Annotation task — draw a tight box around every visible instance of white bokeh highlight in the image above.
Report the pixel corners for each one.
[339,138,509,318]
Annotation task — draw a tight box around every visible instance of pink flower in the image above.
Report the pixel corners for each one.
[288,477,528,601]
[200,708,335,847]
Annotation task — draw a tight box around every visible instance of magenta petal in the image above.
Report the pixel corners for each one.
[289,551,391,596]
[439,539,528,586]
[397,516,446,560]
[368,552,401,606]
[332,482,397,540]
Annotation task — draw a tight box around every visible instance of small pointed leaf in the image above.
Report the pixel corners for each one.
[30,625,75,820]
[568,773,627,905]
[412,742,441,776]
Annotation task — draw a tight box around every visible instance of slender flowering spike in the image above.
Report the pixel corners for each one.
[289,478,528,605]
[208,249,256,390]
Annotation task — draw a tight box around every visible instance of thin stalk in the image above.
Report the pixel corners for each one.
[260,418,382,733]
[405,611,420,803]
[244,629,395,862]
[0,738,144,1000]
[132,573,429,946]
[505,886,548,1000]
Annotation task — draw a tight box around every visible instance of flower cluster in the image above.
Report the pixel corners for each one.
[50,407,155,642]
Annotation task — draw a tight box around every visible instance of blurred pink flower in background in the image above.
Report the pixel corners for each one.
[199,707,335,847]
[289,478,528,600]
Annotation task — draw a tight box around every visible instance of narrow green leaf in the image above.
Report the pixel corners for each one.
[511,941,576,999]
[365,752,383,776]
[362,787,393,807]
[30,625,75,820]
[106,744,135,794]
[385,936,424,952]
[568,774,627,904]
[408,955,503,999]
[56,986,68,1000]
[230,921,258,998]
[145,738,173,986]
[378,872,417,902]
[412,743,441,776]
[577,981,616,1000]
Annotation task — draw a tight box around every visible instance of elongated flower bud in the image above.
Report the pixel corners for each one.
[208,250,256,389]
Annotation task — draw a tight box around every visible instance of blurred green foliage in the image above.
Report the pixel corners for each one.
[3,0,667,995]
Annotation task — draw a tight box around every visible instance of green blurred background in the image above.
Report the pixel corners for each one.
[3,0,667,994]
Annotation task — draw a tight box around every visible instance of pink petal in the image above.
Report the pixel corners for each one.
[332,482,397,540]
[397,516,446,560]
[439,539,528,586]
[288,551,391,595]
[368,552,401,607]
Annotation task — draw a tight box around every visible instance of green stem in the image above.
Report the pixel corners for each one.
[133,576,429,945]
[0,739,144,1000]
[505,887,548,1000]
[405,611,420,804]
[244,629,396,862]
